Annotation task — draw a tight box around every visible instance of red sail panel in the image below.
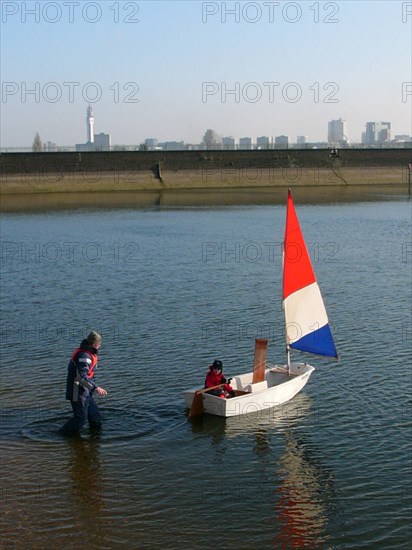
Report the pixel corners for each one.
[283,190,316,300]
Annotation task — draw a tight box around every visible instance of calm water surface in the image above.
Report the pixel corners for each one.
[1,198,411,549]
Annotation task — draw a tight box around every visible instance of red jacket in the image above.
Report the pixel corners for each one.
[65,340,99,401]
[71,347,98,378]
[204,366,233,393]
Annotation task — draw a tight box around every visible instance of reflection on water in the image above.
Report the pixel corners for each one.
[190,394,334,547]
[189,393,315,440]
[67,437,103,515]
[0,184,407,212]
[273,431,335,548]
[253,429,271,455]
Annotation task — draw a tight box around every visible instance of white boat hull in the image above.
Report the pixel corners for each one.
[183,363,315,418]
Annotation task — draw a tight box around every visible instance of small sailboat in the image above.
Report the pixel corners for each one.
[183,190,338,418]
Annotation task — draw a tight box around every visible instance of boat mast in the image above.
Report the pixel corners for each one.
[282,227,291,374]
[282,239,290,375]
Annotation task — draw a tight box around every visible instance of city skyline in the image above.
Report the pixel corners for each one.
[28,106,412,152]
[1,1,411,148]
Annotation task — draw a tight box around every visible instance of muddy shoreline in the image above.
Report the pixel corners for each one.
[1,183,408,213]
[2,148,410,211]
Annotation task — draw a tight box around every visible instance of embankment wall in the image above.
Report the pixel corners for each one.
[1,149,411,197]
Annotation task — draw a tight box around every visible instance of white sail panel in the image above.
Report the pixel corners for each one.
[284,282,329,344]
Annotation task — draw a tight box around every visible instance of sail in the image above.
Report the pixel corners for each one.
[282,190,338,359]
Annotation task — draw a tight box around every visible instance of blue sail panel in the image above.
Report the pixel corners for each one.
[290,323,338,359]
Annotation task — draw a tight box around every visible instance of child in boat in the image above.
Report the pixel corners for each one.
[204,360,236,398]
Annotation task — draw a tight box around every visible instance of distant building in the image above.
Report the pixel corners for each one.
[158,141,186,150]
[363,122,391,145]
[275,135,289,148]
[145,138,158,150]
[195,143,207,150]
[76,133,111,151]
[256,136,271,149]
[393,134,411,143]
[328,118,348,145]
[94,133,111,150]
[222,136,236,149]
[239,137,252,150]
[44,141,57,152]
[76,142,93,152]
[296,136,308,145]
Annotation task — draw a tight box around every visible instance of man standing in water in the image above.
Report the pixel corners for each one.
[60,331,107,435]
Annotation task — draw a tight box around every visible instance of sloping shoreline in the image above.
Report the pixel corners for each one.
[1,184,407,213]
[1,149,410,210]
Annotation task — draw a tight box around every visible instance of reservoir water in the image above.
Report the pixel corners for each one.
[1,196,411,549]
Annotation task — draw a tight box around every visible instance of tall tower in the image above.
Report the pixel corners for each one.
[86,104,94,143]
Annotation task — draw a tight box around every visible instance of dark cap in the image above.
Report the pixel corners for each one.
[212,360,223,370]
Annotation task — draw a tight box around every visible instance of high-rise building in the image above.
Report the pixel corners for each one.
[275,135,289,148]
[239,137,252,150]
[256,136,271,149]
[328,118,347,145]
[222,136,236,149]
[297,136,308,145]
[363,122,391,145]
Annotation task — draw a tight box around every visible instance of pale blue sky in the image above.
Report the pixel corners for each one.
[1,0,411,147]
